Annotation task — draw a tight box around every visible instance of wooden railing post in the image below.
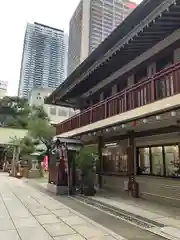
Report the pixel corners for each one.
[124,90,127,111]
[90,107,92,124]
[151,79,155,101]
[104,101,107,118]
[78,115,80,128]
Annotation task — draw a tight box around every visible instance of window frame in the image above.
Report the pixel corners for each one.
[136,143,180,178]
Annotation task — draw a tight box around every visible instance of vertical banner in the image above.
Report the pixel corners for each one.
[43,156,48,171]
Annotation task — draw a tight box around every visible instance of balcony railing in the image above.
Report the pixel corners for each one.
[56,61,180,134]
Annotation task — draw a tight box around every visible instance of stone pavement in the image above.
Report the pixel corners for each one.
[0,173,126,240]
[91,194,180,240]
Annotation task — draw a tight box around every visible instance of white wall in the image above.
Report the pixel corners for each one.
[0,128,28,145]
[0,89,7,98]
[44,104,78,124]
[29,87,78,124]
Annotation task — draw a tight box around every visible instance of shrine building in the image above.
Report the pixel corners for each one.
[46,0,180,205]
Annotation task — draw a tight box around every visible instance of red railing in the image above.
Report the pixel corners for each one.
[56,62,180,134]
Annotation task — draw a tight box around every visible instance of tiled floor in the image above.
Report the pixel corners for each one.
[0,173,125,240]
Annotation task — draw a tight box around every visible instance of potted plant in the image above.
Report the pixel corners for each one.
[75,146,96,196]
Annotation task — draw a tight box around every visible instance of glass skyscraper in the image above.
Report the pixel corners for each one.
[18,22,66,98]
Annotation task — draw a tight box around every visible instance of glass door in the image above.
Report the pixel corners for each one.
[138,148,151,174]
[151,147,164,176]
[164,145,180,177]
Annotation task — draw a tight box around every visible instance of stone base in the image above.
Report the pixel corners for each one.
[28,169,41,179]
[47,183,69,195]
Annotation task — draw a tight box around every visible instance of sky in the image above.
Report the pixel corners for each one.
[0,0,142,96]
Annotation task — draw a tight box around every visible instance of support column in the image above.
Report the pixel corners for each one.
[98,136,103,189]
[12,146,17,177]
[3,152,7,172]
[127,132,139,198]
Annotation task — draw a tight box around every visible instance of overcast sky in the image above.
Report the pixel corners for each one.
[0,0,142,96]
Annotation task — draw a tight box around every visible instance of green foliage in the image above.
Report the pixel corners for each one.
[30,105,49,120]
[0,96,55,154]
[28,118,55,149]
[7,136,35,158]
[37,151,47,163]
[0,96,30,128]
[20,136,36,156]
[75,146,95,175]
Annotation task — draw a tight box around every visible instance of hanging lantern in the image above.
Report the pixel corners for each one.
[171,111,176,117]
[143,119,147,123]
[132,121,136,126]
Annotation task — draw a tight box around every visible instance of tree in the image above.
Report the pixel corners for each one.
[75,147,95,175]
[8,136,35,158]
[0,96,31,128]
[75,146,97,196]
[30,105,49,121]
[28,118,55,157]
[20,136,36,156]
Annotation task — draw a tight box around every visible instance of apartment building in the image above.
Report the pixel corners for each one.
[18,22,66,98]
[68,0,136,75]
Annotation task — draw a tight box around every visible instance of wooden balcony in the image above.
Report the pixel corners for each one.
[56,62,180,135]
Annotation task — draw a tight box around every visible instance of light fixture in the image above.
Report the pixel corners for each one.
[132,121,136,127]
[171,111,176,117]
[143,119,148,123]
[156,115,161,120]
[105,143,118,148]
[112,126,116,131]
[121,124,125,128]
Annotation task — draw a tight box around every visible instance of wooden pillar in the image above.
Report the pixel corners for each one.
[98,136,103,188]
[127,132,139,198]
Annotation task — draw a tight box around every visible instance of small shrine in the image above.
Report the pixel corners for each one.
[47,137,83,195]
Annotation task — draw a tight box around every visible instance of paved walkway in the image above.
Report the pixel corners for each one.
[0,173,125,240]
[91,193,180,240]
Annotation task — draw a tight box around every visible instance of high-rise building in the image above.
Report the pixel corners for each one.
[68,0,137,75]
[0,80,8,98]
[64,34,69,79]
[18,22,66,98]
